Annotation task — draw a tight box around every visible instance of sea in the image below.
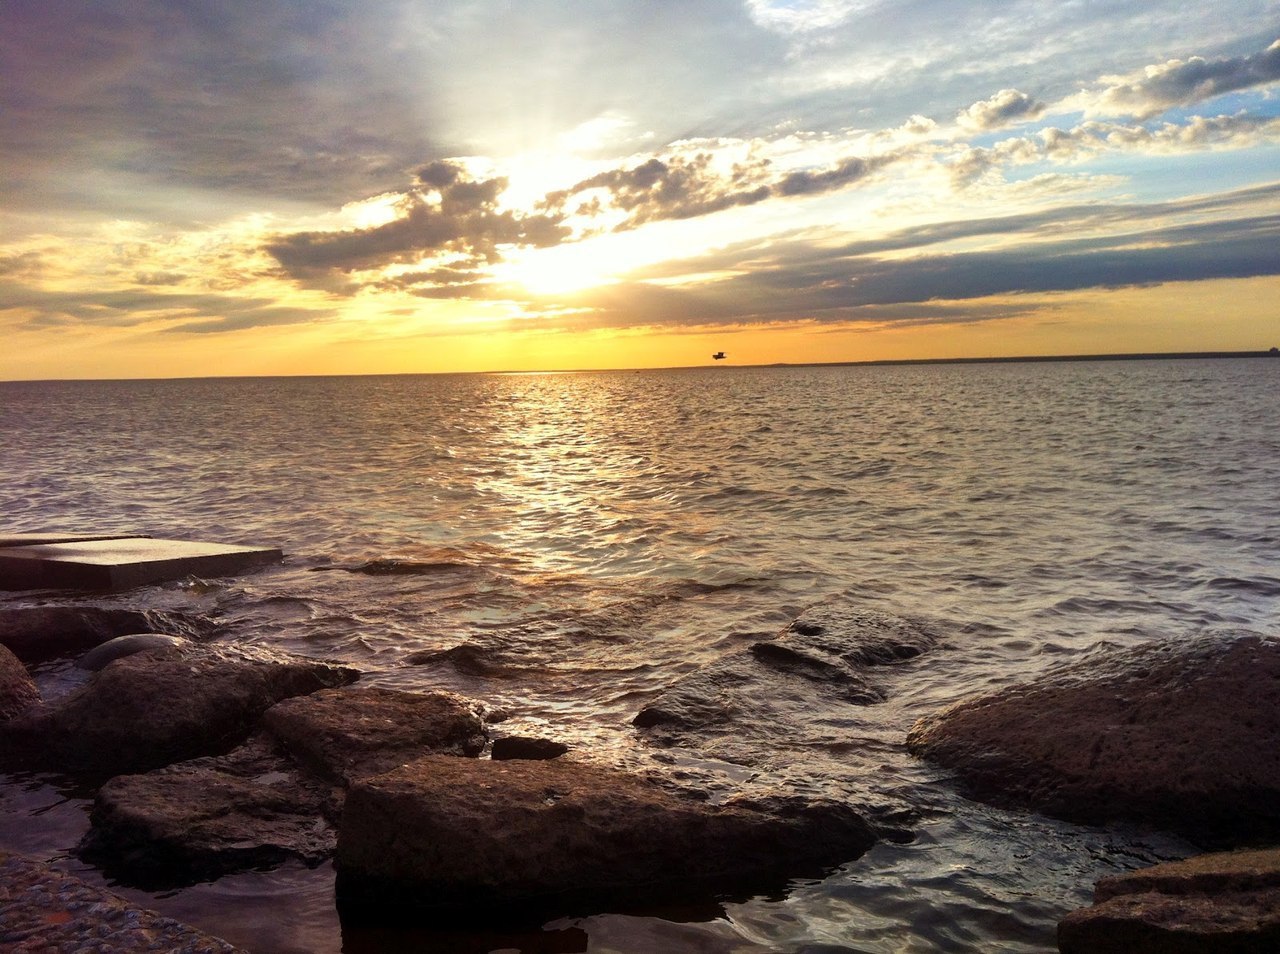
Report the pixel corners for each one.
[2,357,1278,953]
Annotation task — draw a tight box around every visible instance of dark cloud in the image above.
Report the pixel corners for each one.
[1090,38,1280,118]
[570,188,1280,328]
[0,283,332,333]
[543,148,904,229]
[542,153,774,227]
[956,89,1047,131]
[265,162,569,282]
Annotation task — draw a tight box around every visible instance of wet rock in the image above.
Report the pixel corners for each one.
[0,604,212,664]
[0,644,39,722]
[263,686,488,784]
[78,736,338,887]
[0,646,359,779]
[77,632,191,670]
[907,631,1280,846]
[335,754,878,921]
[78,686,492,886]
[635,605,939,735]
[1058,848,1280,953]
[490,735,569,760]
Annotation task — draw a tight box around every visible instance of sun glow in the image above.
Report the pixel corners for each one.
[491,240,622,297]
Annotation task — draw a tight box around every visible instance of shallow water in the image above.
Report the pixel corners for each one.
[2,358,1278,952]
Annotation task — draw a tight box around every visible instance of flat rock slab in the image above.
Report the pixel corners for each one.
[907,631,1280,846]
[1059,849,1280,953]
[0,849,245,952]
[336,754,877,922]
[0,532,143,548]
[0,537,283,591]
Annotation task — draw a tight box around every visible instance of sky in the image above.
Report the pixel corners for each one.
[2,1,1279,379]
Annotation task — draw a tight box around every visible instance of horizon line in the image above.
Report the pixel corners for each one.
[3,348,1277,384]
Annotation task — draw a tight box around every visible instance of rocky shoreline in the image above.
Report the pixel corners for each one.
[2,602,1278,951]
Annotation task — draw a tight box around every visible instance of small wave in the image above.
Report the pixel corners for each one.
[1204,575,1280,597]
[311,558,474,576]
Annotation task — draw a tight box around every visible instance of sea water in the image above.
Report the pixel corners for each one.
[2,358,1278,952]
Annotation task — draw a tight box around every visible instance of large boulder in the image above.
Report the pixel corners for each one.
[335,754,878,921]
[78,736,338,887]
[0,605,211,663]
[906,631,1280,846]
[263,686,487,784]
[0,646,359,779]
[1058,848,1280,953]
[635,604,939,737]
[0,644,39,722]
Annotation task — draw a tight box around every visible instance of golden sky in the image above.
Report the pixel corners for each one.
[3,2,1279,379]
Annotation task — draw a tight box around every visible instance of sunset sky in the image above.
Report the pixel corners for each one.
[3,1,1279,379]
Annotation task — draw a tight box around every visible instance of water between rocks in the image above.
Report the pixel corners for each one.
[2,358,1277,952]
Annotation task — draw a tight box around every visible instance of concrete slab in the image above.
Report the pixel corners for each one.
[0,537,283,591]
[0,532,144,548]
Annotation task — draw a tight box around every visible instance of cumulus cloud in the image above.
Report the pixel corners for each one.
[1078,38,1280,119]
[265,161,569,283]
[950,112,1280,185]
[541,153,775,227]
[542,145,908,230]
[956,89,1047,130]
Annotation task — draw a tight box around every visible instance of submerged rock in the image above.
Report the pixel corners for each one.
[1058,848,1280,953]
[0,605,211,664]
[634,604,939,735]
[0,646,359,779]
[335,754,878,921]
[263,686,488,784]
[0,645,39,722]
[907,631,1280,846]
[79,736,338,887]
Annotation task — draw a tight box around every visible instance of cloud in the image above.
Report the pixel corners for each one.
[541,153,775,227]
[1078,38,1280,119]
[265,161,569,282]
[571,185,1280,328]
[0,282,333,333]
[950,112,1280,184]
[957,89,1047,131]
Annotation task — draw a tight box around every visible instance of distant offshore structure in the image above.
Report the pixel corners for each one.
[712,351,727,360]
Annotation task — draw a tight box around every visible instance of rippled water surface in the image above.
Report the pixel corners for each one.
[3,359,1279,952]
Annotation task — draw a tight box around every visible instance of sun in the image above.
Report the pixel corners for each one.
[492,241,621,297]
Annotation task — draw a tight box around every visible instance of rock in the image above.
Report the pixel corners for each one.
[635,605,939,735]
[263,686,488,784]
[1058,848,1280,953]
[0,849,246,952]
[0,644,39,722]
[906,631,1280,845]
[490,735,569,760]
[0,605,211,664]
[335,754,877,921]
[0,646,359,779]
[78,736,338,888]
[77,632,191,670]
[78,686,492,886]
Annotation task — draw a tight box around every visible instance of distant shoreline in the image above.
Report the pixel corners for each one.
[3,349,1277,384]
